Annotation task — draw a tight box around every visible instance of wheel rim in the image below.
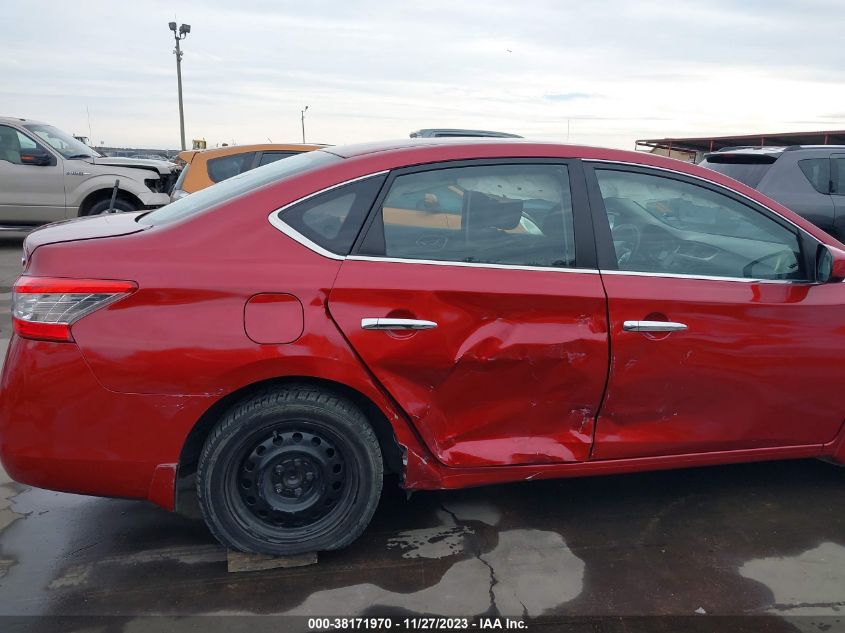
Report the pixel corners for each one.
[231,425,351,534]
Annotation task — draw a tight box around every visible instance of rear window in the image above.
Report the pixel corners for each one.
[138,150,341,226]
[798,158,831,194]
[277,175,386,255]
[699,154,778,188]
[207,152,257,183]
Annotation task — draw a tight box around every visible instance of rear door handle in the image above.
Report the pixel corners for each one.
[361,318,438,331]
[623,320,688,333]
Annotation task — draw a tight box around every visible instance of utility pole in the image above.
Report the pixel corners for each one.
[301,105,309,143]
[169,21,191,151]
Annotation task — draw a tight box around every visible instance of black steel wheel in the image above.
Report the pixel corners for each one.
[87,197,137,215]
[197,386,383,555]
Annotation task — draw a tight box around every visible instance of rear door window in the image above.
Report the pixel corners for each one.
[798,158,831,194]
[360,163,576,268]
[207,152,257,183]
[832,156,845,195]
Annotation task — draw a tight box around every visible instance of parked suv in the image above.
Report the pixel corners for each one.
[699,146,845,239]
[0,117,179,228]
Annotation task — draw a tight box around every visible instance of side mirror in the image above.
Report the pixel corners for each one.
[19,148,53,166]
[816,245,845,282]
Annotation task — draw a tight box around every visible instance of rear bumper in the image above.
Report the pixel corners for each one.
[0,335,214,510]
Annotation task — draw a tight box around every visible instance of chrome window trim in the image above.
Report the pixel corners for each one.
[600,269,805,285]
[268,162,820,285]
[346,255,804,283]
[347,254,598,274]
[266,171,389,261]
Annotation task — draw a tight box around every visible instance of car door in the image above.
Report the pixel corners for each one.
[328,160,609,468]
[0,125,66,225]
[584,162,845,460]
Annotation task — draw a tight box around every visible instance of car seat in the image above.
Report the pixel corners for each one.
[461,190,524,262]
[0,128,22,164]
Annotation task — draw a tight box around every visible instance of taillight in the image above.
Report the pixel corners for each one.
[12,276,137,342]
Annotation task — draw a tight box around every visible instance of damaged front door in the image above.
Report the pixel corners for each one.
[328,161,609,467]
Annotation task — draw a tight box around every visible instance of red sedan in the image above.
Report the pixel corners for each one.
[3,139,845,555]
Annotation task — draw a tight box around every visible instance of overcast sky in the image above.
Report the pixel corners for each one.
[3,0,845,150]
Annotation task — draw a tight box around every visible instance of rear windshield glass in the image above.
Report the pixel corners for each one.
[138,150,341,226]
[699,155,778,188]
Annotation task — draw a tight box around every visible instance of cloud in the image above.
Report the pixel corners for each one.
[2,0,845,150]
[544,93,595,103]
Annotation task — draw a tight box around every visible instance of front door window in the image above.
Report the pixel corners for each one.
[595,169,805,281]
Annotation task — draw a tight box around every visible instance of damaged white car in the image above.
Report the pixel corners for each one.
[0,117,180,229]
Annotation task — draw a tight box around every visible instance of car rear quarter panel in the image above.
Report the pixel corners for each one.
[0,336,215,506]
[20,161,446,499]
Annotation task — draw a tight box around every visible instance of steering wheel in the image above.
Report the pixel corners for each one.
[611,223,641,267]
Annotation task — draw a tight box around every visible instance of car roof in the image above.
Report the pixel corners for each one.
[178,143,327,163]
[321,138,719,172]
[0,116,47,126]
[322,137,562,159]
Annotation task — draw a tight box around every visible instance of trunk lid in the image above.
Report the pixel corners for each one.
[23,213,150,265]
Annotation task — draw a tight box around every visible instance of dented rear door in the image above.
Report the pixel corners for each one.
[327,159,608,468]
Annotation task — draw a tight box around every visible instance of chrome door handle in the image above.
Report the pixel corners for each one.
[623,320,688,333]
[361,318,438,331]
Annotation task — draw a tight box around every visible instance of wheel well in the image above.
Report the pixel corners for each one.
[78,189,143,216]
[177,377,405,486]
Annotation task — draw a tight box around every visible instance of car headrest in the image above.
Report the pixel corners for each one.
[462,190,523,231]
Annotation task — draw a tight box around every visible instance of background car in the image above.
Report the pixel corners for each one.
[0,117,178,227]
[699,145,845,240]
[171,142,325,200]
[410,128,522,138]
[4,139,845,558]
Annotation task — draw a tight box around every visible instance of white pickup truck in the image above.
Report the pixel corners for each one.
[0,117,180,229]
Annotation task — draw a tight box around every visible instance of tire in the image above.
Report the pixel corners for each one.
[197,385,383,555]
[86,197,138,215]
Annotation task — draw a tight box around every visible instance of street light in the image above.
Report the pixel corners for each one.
[168,21,191,151]
[301,105,309,143]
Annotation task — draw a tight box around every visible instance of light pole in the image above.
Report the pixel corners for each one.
[301,105,309,143]
[168,21,191,151]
